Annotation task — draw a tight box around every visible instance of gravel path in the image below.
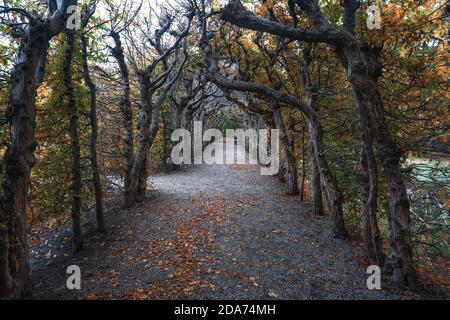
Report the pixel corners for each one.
[30,142,438,300]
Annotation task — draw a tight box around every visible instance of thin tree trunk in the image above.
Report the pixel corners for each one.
[129,86,165,205]
[173,104,185,170]
[184,106,195,164]
[161,110,169,172]
[64,30,83,252]
[301,56,345,236]
[309,119,346,238]
[310,138,324,216]
[287,113,299,195]
[359,147,384,263]
[136,88,168,199]
[161,107,175,172]
[110,32,134,208]
[129,78,151,205]
[300,120,307,202]
[273,109,298,195]
[129,77,169,204]
[165,103,183,171]
[81,35,105,233]
[355,80,385,264]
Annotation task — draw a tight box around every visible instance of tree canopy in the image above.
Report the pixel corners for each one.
[0,0,448,299]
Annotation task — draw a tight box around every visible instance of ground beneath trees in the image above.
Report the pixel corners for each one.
[29,144,445,299]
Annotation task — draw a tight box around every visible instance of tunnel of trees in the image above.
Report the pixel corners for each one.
[0,0,449,299]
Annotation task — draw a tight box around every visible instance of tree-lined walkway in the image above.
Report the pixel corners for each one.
[30,158,428,299]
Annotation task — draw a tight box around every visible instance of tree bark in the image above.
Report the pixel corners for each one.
[0,24,44,297]
[273,109,298,195]
[64,30,83,252]
[310,138,324,216]
[359,147,384,263]
[354,75,384,264]
[130,83,168,203]
[351,69,416,285]
[138,90,163,200]
[309,118,346,238]
[0,0,77,298]
[137,83,174,196]
[35,42,50,86]
[299,120,307,202]
[129,78,152,204]
[81,34,105,233]
[300,53,345,237]
[110,32,134,208]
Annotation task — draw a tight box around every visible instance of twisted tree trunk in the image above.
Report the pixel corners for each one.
[273,110,298,195]
[81,34,105,233]
[0,0,75,297]
[137,92,163,200]
[308,117,347,239]
[129,78,152,204]
[354,65,384,264]
[110,32,134,208]
[64,29,83,252]
[359,147,383,264]
[299,121,307,202]
[301,55,346,238]
[310,139,324,216]
[351,69,415,285]
[136,83,174,197]
[0,23,44,296]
